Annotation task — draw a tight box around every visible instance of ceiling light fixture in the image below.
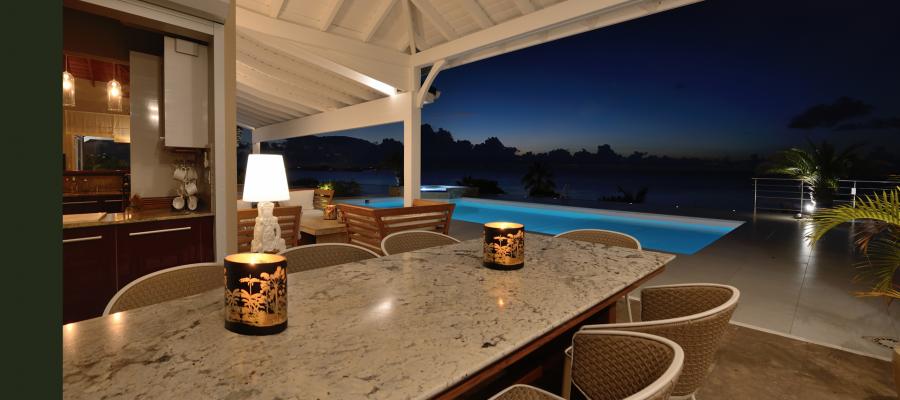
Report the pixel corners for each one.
[107,63,123,112]
[63,55,75,107]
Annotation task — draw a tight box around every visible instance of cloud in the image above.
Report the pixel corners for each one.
[836,117,900,132]
[788,96,874,129]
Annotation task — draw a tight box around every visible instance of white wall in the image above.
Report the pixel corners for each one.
[129,51,179,198]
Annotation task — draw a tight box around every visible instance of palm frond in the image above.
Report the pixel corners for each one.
[809,186,900,244]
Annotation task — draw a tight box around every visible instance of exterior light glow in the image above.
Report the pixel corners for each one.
[804,202,816,213]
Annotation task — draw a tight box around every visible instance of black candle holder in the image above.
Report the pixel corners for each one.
[483,222,525,270]
[224,253,288,335]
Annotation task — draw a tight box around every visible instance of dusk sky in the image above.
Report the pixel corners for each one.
[319,0,900,158]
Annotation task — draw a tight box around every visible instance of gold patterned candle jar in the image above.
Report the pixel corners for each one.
[324,204,338,220]
[483,222,525,270]
[224,253,288,335]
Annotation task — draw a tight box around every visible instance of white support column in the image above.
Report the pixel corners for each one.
[213,3,237,261]
[402,67,421,206]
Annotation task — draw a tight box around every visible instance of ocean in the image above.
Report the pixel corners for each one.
[288,168,756,212]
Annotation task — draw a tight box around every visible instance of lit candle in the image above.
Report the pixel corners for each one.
[483,222,525,270]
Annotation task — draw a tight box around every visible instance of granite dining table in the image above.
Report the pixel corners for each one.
[63,234,674,399]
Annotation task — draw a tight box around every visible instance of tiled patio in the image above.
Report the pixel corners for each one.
[450,210,899,360]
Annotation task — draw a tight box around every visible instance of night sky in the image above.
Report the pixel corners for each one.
[323,0,900,158]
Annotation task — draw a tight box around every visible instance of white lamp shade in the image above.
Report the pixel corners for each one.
[242,154,290,202]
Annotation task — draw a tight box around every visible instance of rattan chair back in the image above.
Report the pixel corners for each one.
[490,384,565,400]
[381,230,461,255]
[104,262,222,315]
[581,284,739,397]
[569,330,683,400]
[554,229,641,250]
[278,243,379,274]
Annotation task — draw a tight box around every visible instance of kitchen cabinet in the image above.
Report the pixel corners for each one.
[63,194,126,214]
[163,37,208,148]
[116,216,214,288]
[63,226,118,324]
[62,215,214,323]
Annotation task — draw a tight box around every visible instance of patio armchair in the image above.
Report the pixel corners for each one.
[562,283,740,400]
[237,205,302,252]
[338,199,455,255]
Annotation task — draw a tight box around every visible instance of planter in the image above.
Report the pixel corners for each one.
[894,345,900,396]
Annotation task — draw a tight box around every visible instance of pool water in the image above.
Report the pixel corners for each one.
[340,198,742,255]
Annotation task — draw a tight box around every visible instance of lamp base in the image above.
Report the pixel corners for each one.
[251,201,286,253]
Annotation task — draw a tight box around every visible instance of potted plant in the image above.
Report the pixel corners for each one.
[809,185,899,392]
[766,140,858,208]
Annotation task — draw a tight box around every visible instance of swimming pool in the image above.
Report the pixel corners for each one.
[339,197,743,255]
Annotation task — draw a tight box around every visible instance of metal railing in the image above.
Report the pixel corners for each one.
[752,177,898,214]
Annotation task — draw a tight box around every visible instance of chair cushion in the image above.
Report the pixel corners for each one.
[282,189,314,211]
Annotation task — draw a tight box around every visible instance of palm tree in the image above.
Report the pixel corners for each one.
[521,161,558,197]
[809,186,900,300]
[766,140,859,207]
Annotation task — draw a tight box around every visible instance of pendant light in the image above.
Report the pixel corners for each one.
[107,63,123,112]
[62,55,75,107]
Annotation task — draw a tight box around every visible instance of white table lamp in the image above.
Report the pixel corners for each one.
[242,154,290,253]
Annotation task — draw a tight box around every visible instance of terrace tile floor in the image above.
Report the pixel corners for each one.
[449,211,899,360]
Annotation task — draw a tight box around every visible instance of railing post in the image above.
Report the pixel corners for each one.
[753,178,757,215]
[852,181,857,208]
[799,180,804,215]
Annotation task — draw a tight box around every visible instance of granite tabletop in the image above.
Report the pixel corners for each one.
[62,235,674,399]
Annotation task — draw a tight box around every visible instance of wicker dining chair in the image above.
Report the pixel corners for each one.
[567,330,684,400]
[489,385,565,400]
[104,262,222,315]
[562,284,739,400]
[380,230,461,255]
[278,243,380,274]
[554,229,642,322]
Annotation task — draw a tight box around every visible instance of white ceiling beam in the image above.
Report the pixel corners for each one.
[318,0,345,31]
[236,111,269,129]
[416,59,444,108]
[237,7,408,66]
[401,0,417,54]
[445,0,702,69]
[254,94,411,142]
[268,0,286,18]
[235,69,329,114]
[410,0,458,41]
[237,36,369,105]
[237,121,257,130]
[459,0,494,29]
[237,88,316,117]
[239,29,400,96]
[411,0,701,67]
[237,62,343,112]
[361,0,397,42]
[512,0,535,15]
[237,97,302,121]
[239,31,380,101]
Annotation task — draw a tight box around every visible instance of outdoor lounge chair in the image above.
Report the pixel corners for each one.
[338,199,455,255]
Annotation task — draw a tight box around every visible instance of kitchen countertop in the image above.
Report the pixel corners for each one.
[63,191,125,198]
[62,235,674,399]
[63,209,213,228]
